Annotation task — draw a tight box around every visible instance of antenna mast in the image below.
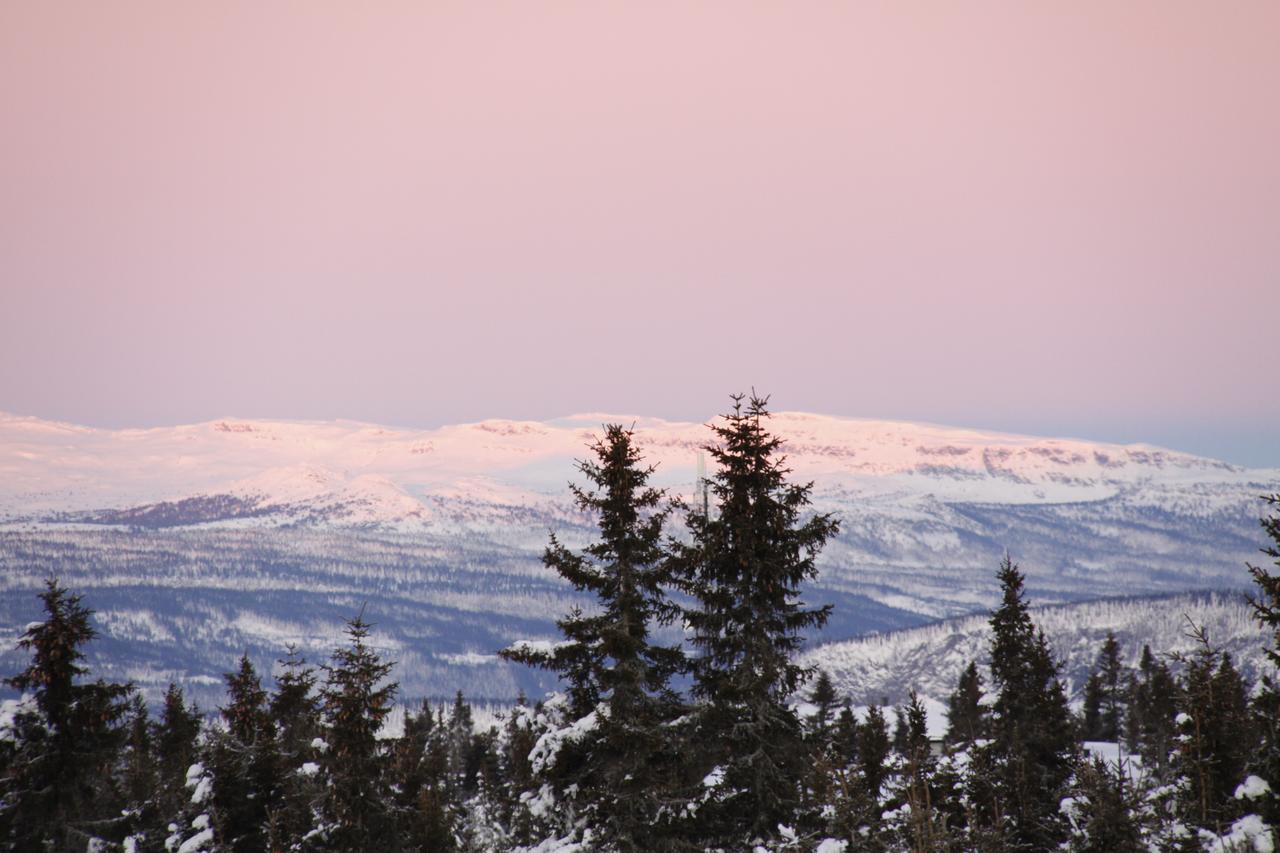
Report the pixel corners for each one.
[696,451,709,517]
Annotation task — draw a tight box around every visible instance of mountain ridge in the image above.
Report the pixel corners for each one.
[1,410,1268,526]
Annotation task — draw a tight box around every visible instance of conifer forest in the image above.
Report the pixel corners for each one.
[2,396,1278,852]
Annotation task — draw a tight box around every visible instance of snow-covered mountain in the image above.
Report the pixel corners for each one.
[0,410,1265,521]
[0,410,1275,705]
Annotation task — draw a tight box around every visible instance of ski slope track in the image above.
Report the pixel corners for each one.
[1,411,1276,706]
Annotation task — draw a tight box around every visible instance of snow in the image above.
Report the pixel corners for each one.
[702,766,725,788]
[506,639,570,656]
[815,841,848,853]
[519,835,591,853]
[0,695,33,738]
[185,763,211,804]
[1236,775,1272,800]
[1082,741,1144,781]
[298,762,320,776]
[176,828,214,853]
[1204,814,1275,852]
[529,705,605,774]
[522,784,557,820]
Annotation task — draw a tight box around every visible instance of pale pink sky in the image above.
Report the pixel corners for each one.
[2,3,1277,464]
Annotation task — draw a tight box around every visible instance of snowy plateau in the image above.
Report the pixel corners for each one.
[0,410,1276,708]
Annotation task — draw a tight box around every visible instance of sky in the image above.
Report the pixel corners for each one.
[1,2,1277,466]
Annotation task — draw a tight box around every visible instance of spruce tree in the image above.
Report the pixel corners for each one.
[0,579,133,850]
[120,694,157,812]
[1248,494,1280,671]
[1172,626,1256,835]
[269,645,320,761]
[390,699,456,852]
[675,393,838,845]
[1246,493,1280,826]
[898,691,946,852]
[1064,757,1143,852]
[833,703,860,766]
[1126,644,1179,780]
[318,612,398,849]
[945,661,989,746]
[1098,633,1125,742]
[1081,673,1105,742]
[801,671,840,830]
[501,424,684,849]
[806,670,839,746]
[266,647,322,848]
[982,556,1077,850]
[500,692,537,837]
[208,655,281,852]
[858,704,893,815]
[154,683,202,815]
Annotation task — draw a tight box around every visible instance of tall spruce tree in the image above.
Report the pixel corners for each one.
[0,579,133,850]
[265,646,323,846]
[501,424,684,849]
[983,556,1077,850]
[153,682,202,829]
[674,393,839,845]
[208,655,282,852]
[318,611,398,849]
[270,645,320,761]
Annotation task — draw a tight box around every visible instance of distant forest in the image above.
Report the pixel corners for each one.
[2,396,1277,851]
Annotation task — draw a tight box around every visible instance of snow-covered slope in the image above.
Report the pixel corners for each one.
[802,591,1275,709]
[0,410,1275,704]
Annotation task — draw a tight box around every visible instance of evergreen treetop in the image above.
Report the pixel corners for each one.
[319,611,399,847]
[984,555,1078,850]
[0,577,133,849]
[674,393,840,843]
[501,423,686,850]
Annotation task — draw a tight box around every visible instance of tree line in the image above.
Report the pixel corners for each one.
[1,394,1278,850]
